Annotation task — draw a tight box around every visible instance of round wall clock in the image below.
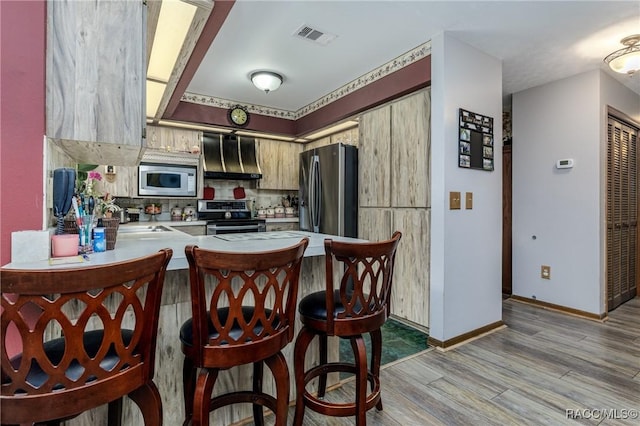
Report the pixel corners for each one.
[228,105,249,127]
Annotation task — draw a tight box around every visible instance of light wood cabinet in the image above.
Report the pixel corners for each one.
[358,89,431,328]
[391,91,431,208]
[146,125,202,153]
[358,90,430,208]
[391,209,430,327]
[266,221,299,232]
[359,106,391,207]
[358,207,430,327]
[98,166,138,198]
[46,0,145,166]
[257,139,302,190]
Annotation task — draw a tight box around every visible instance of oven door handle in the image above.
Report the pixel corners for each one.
[209,224,260,231]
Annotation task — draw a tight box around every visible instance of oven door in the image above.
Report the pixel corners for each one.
[206,220,266,235]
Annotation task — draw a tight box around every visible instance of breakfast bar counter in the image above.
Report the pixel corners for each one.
[3,228,364,426]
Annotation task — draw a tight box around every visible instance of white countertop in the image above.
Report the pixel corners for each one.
[133,217,299,225]
[2,226,364,271]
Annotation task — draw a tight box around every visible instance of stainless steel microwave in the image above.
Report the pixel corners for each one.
[138,163,197,197]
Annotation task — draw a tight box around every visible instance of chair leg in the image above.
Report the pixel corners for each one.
[192,368,218,426]
[293,326,316,426]
[182,355,196,426]
[370,328,383,411]
[107,397,123,426]
[128,381,163,426]
[264,351,289,426]
[317,333,328,398]
[350,335,368,426]
[252,361,265,426]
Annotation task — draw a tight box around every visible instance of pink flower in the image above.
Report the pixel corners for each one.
[88,171,102,181]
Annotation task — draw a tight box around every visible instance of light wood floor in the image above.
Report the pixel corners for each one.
[273,297,640,425]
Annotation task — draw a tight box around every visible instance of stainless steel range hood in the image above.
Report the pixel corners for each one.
[202,133,262,180]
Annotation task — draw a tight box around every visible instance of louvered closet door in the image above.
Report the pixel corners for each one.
[607,117,638,311]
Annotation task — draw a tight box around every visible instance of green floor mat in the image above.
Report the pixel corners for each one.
[338,318,428,369]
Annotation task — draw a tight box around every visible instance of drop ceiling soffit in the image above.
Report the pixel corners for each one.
[181,41,432,120]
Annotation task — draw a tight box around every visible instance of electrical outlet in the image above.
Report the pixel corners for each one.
[541,265,551,279]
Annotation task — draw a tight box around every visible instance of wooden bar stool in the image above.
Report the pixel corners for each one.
[180,239,308,426]
[1,249,172,425]
[293,232,402,426]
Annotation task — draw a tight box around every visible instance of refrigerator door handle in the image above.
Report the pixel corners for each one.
[310,155,321,233]
[308,157,315,231]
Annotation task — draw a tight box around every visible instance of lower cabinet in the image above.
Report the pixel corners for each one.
[358,207,429,328]
[266,222,299,232]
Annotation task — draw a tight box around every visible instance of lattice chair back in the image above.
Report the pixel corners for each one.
[1,249,172,425]
[185,238,309,368]
[324,231,402,335]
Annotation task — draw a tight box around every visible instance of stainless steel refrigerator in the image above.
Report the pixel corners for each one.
[299,143,358,237]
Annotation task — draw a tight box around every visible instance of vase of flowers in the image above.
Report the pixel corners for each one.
[81,170,102,197]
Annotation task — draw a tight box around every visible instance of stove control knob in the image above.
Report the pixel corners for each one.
[224,211,232,219]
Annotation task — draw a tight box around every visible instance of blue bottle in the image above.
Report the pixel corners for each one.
[93,219,106,252]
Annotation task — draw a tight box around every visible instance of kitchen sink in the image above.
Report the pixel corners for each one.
[118,225,172,234]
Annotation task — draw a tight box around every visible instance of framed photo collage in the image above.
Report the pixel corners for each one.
[458,108,494,171]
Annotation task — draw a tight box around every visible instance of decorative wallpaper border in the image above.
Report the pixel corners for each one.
[182,41,431,121]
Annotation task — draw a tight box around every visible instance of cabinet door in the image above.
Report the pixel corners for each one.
[266,222,299,232]
[391,208,430,327]
[359,106,391,207]
[257,139,302,190]
[147,125,202,153]
[99,166,138,198]
[391,91,431,208]
[46,0,145,165]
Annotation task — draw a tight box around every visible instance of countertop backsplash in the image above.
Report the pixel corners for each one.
[109,180,297,222]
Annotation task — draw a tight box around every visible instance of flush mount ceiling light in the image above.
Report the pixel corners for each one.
[251,71,283,93]
[604,34,640,75]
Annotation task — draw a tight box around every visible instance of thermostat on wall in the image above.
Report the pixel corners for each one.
[556,159,574,169]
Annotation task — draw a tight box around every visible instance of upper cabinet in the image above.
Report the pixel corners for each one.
[359,106,392,207]
[98,166,138,198]
[359,90,431,208]
[390,90,430,208]
[257,139,302,190]
[46,0,146,166]
[146,125,202,153]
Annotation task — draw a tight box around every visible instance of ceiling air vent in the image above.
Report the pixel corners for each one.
[293,24,337,46]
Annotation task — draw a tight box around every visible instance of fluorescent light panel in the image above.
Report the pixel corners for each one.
[147,0,197,83]
[146,80,167,118]
[235,131,295,141]
[158,120,233,133]
[303,120,359,140]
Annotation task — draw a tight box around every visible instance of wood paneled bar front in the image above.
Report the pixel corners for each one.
[1,229,364,425]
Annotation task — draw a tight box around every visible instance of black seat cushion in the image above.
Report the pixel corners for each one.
[7,329,133,392]
[299,290,347,321]
[180,306,276,347]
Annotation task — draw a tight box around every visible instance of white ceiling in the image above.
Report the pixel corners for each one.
[182,0,640,114]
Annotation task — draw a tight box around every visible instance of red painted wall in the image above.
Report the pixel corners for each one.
[0,0,46,266]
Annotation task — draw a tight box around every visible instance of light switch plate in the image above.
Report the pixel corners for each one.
[450,191,461,209]
[466,192,473,209]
